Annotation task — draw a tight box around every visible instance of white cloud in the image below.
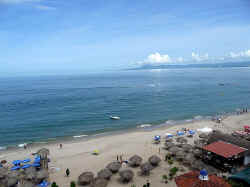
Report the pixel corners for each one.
[35,5,56,10]
[229,50,250,58]
[176,57,184,62]
[0,0,40,3]
[191,52,209,61]
[146,52,172,64]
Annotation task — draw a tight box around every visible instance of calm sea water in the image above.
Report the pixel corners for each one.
[1,68,250,148]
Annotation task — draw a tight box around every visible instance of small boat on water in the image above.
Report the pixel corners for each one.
[110,116,120,120]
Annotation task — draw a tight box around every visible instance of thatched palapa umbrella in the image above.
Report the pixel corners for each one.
[36,148,50,170]
[169,146,181,155]
[176,151,185,161]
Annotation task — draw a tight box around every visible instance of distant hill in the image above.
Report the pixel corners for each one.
[128,61,250,70]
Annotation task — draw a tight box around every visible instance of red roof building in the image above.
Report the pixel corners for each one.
[175,171,231,187]
[202,141,247,158]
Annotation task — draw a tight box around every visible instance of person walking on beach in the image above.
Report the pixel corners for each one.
[117,155,119,162]
[60,144,62,149]
[66,168,70,177]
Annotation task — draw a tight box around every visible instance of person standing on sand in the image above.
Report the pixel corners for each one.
[66,168,70,177]
[60,144,62,149]
[117,155,119,162]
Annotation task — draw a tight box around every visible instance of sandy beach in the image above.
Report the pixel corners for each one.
[1,112,250,187]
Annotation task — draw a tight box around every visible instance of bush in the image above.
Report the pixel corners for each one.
[51,182,58,187]
[165,154,171,161]
[170,167,179,176]
[168,159,173,165]
[70,181,76,187]
[143,185,147,187]
[228,180,245,187]
[162,174,168,183]
[162,174,168,180]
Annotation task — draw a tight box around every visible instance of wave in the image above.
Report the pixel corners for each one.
[165,120,175,125]
[137,124,152,128]
[0,146,6,151]
[73,135,88,138]
[18,143,27,148]
[193,115,203,120]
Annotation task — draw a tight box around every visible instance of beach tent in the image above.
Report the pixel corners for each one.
[22,159,31,163]
[197,127,212,133]
[165,133,173,138]
[11,166,20,171]
[21,164,31,169]
[154,135,161,141]
[12,160,22,165]
[38,180,50,187]
[177,131,185,136]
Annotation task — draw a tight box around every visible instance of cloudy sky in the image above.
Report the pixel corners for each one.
[1,0,250,75]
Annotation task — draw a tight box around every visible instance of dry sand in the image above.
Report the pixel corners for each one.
[1,112,249,187]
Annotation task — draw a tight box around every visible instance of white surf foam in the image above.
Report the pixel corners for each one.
[0,146,6,151]
[137,124,152,128]
[18,143,27,148]
[73,135,88,138]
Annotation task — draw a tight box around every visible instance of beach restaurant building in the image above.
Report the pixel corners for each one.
[202,141,248,171]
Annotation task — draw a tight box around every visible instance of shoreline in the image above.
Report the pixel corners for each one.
[1,112,250,187]
[0,107,246,153]
[0,108,247,155]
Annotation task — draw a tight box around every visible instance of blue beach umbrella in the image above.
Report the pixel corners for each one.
[177,131,185,136]
[11,166,20,171]
[38,180,50,187]
[12,160,22,165]
[154,135,161,141]
[189,130,195,135]
[22,159,31,163]
[21,164,31,169]
[34,156,41,163]
[165,133,173,138]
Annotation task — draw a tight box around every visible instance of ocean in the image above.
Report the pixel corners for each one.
[1,68,250,149]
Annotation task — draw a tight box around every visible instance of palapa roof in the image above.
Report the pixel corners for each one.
[175,171,231,187]
[202,141,247,158]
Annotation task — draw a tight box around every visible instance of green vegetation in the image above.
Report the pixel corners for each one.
[168,159,173,165]
[130,184,136,187]
[70,181,76,187]
[169,167,179,179]
[51,182,58,187]
[228,180,245,187]
[162,174,168,183]
[165,153,171,161]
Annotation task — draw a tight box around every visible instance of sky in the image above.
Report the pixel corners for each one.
[0,0,250,76]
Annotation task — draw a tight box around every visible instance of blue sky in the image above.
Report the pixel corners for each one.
[0,0,250,75]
